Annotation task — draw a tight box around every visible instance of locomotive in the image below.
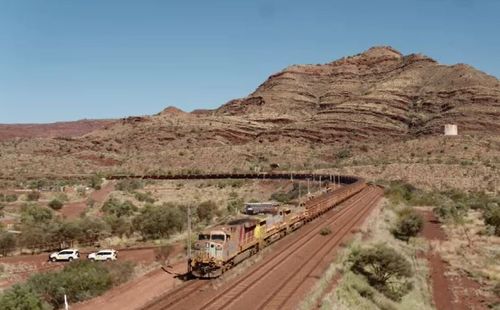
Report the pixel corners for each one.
[190,176,366,278]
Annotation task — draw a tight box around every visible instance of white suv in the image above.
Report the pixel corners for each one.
[49,249,80,262]
[87,249,118,261]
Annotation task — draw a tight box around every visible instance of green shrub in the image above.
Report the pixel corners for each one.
[319,227,332,236]
[28,262,111,308]
[5,194,18,203]
[336,148,352,160]
[270,182,304,204]
[133,203,185,239]
[391,208,424,241]
[48,199,63,211]
[484,206,500,236]
[384,181,417,205]
[102,198,137,217]
[0,260,135,309]
[227,196,244,215]
[0,232,16,256]
[196,200,220,223]
[20,204,53,224]
[74,217,107,243]
[0,284,50,310]
[116,179,144,192]
[350,244,413,301]
[27,191,41,201]
[133,191,156,203]
[89,174,103,190]
[104,215,133,238]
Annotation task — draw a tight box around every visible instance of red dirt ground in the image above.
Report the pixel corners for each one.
[418,209,488,310]
[59,181,115,219]
[72,244,186,310]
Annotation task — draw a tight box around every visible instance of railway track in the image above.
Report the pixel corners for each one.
[142,185,382,310]
[257,187,382,309]
[199,186,381,310]
[141,280,206,310]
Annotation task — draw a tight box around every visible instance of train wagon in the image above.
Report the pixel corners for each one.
[243,202,280,215]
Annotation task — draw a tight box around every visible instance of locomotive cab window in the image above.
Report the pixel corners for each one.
[211,234,225,241]
[199,234,210,240]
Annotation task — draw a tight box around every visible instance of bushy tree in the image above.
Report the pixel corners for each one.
[48,199,63,211]
[104,215,133,238]
[89,174,103,190]
[0,231,16,256]
[28,261,112,308]
[227,192,244,214]
[133,203,185,239]
[26,191,41,202]
[4,194,18,203]
[20,204,53,224]
[133,191,156,203]
[484,205,500,236]
[336,148,352,160]
[196,200,220,223]
[391,208,424,241]
[116,179,144,192]
[0,284,51,310]
[102,198,137,218]
[75,217,107,243]
[350,244,413,301]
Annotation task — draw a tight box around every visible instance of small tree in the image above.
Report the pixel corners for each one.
[5,194,18,203]
[0,231,16,256]
[391,208,424,241]
[20,204,53,224]
[350,244,413,301]
[133,203,184,239]
[484,206,500,236]
[26,191,41,202]
[104,215,133,238]
[196,200,219,223]
[48,199,63,211]
[89,174,103,190]
[0,284,50,310]
[102,198,137,218]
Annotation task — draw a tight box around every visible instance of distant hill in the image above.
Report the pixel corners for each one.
[0,119,115,141]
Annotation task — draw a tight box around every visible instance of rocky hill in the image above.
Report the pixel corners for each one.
[217,46,499,141]
[0,46,499,181]
[80,46,500,150]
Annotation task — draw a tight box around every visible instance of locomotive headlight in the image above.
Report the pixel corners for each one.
[216,244,223,250]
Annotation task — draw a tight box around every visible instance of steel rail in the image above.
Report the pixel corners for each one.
[197,187,377,310]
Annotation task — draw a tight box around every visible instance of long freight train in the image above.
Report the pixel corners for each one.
[190,175,366,278]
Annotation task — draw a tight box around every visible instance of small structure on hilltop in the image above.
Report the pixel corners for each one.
[444,124,458,136]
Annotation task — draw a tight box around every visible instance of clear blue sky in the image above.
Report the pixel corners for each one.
[1,0,499,123]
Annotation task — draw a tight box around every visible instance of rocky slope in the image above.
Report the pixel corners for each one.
[217,46,500,141]
[0,46,499,179]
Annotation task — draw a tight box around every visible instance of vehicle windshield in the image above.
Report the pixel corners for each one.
[211,234,225,241]
[198,234,210,240]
